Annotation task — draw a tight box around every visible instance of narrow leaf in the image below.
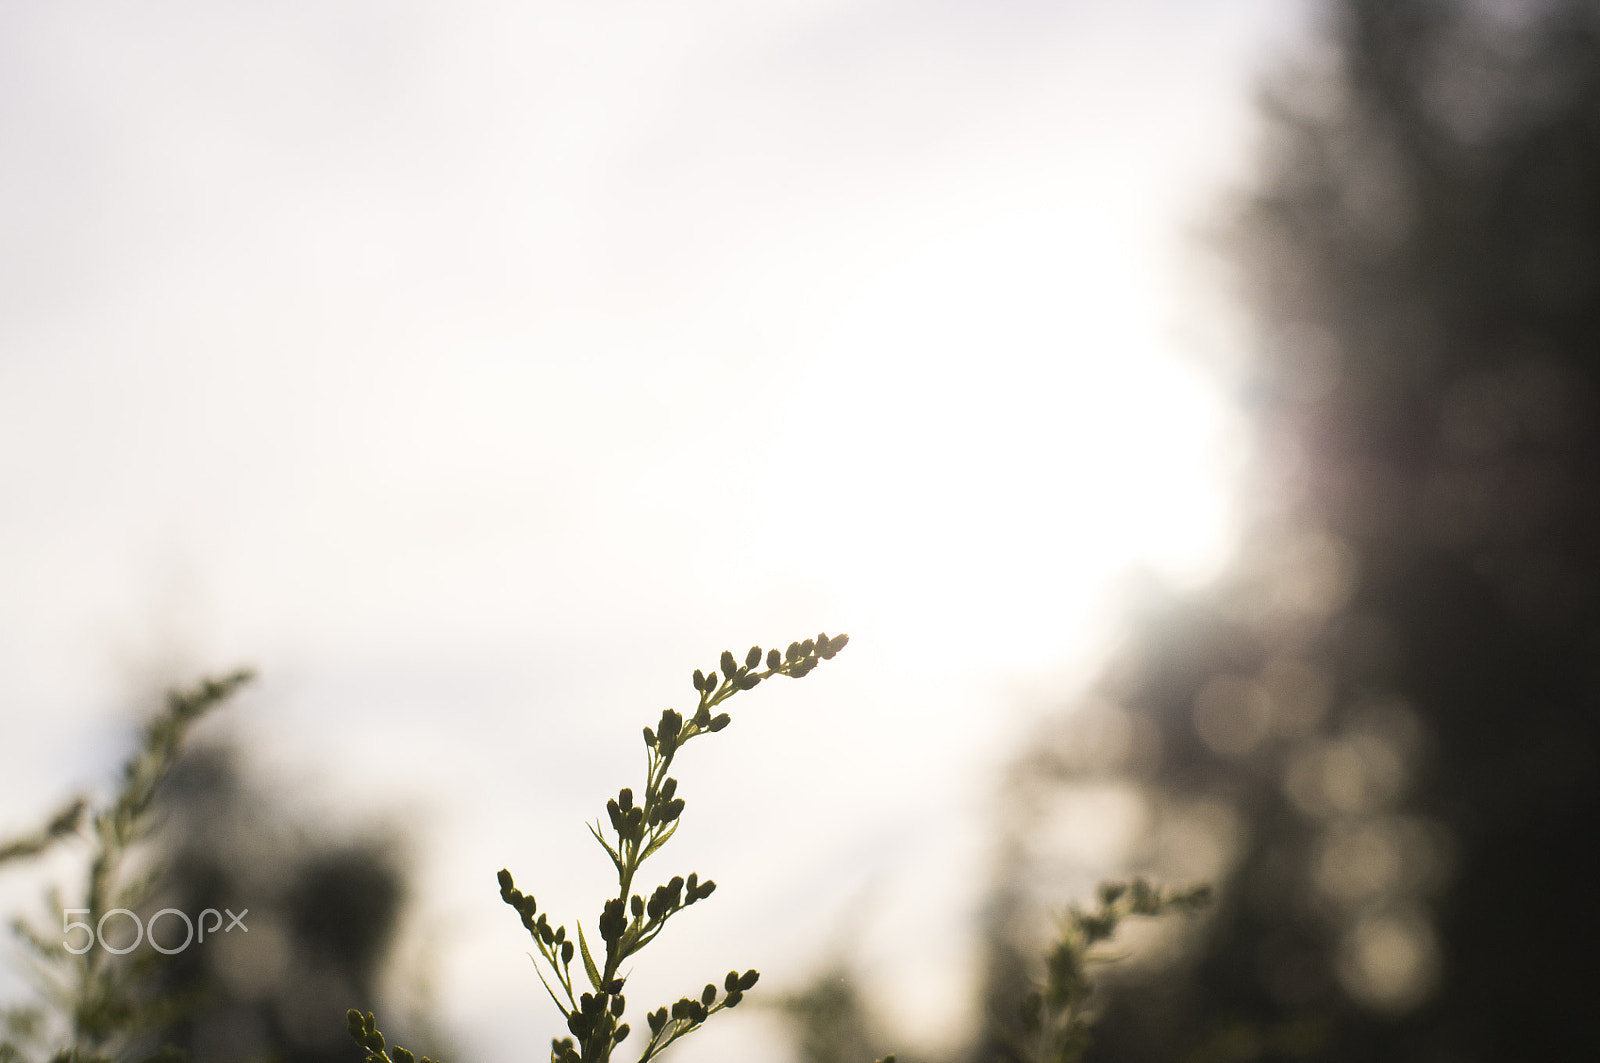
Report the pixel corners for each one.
[577,922,604,993]
[530,955,571,1017]
[639,821,679,863]
[588,821,624,873]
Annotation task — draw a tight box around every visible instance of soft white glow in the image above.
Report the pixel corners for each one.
[0,1,1305,1059]
[762,200,1234,670]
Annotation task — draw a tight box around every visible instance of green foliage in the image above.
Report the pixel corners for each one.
[0,636,1211,1063]
[348,635,1210,1063]
[0,670,253,1063]
[347,634,850,1063]
[0,803,88,870]
[1004,880,1212,1063]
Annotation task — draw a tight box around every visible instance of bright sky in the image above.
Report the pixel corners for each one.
[0,2,1312,1060]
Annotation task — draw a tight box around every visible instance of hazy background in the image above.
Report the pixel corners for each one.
[0,3,1314,1061]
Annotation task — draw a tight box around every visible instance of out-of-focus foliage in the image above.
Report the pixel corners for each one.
[1003,881,1213,1063]
[777,879,1208,1063]
[776,964,900,1063]
[1,673,435,1063]
[975,1,1600,1060]
[2,672,252,1063]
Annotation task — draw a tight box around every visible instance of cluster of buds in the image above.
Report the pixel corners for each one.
[642,969,759,1043]
[644,706,727,754]
[645,872,714,921]
[346,1010,436,1063]
[643,634,850,757]
[499,869,578,968]
[696,634,850,695]
[564,988,629,1044]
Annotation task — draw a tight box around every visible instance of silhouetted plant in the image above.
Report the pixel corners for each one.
[347,634,851,1063]
[345,635,1208,1063]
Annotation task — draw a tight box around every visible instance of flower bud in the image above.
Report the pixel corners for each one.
[745,646,762,669]
[767,648,781,669]
[709,713,730,732]
[702,983,717,1007]
[720,650,738,680]
[599,898,627,943]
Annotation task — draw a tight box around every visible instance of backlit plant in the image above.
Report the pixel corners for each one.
[1,638,1207,1063]
[346,633,852,1063]
[344,633,1209,1063]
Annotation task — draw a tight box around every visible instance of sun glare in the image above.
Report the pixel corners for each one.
[763,201,1235,673]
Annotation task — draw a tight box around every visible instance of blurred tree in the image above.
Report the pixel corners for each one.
[775,965,906,1063]
[145,743,439,1063]
[975,1,1600,1060]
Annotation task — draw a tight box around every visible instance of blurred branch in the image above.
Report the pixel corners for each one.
[0,801,88,869]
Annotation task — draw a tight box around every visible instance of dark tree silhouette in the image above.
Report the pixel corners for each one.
[145,745,434,1063]
[977,2,1600,1061]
